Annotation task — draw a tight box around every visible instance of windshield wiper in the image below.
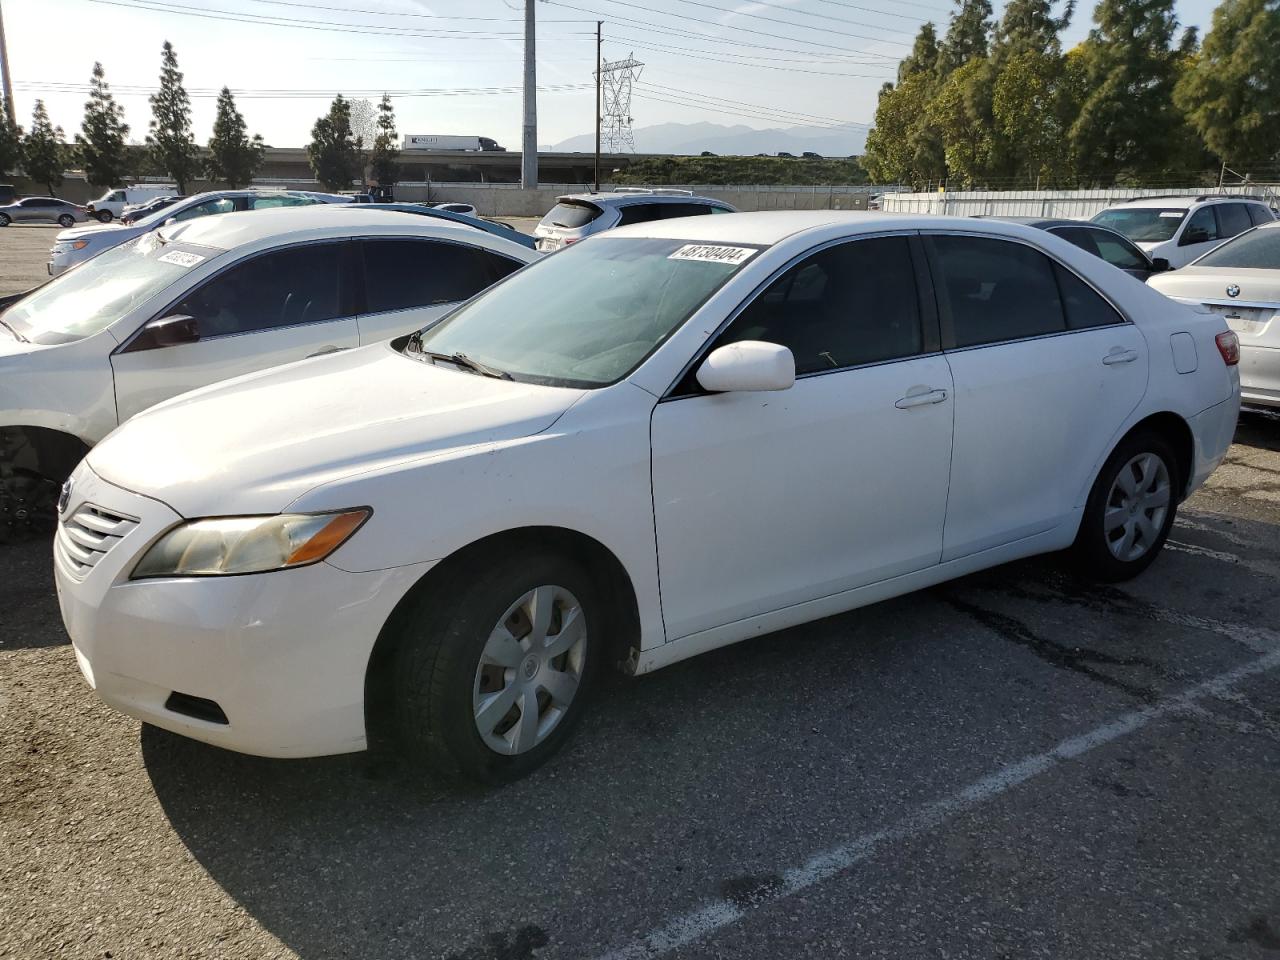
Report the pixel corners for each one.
[422,347,512,380]
[0,317,26,342]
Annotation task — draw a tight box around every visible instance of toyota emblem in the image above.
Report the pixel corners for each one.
[58,478,74,517]
[1227,284,1241,298]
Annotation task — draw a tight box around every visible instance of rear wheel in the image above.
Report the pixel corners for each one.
[0,213,10,227]
[96,210,112,223]
[57,213,75,228]
[1072,431,1179,581]
[392,551,599,783]
[0,470,59,544]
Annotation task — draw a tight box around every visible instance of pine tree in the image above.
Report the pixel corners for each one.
[146,41,199,193]
[369,93,401,187]
[992,0,1073,65]
[928,59,998,185]
[206,87,265,188]
[306,94,360,192]
[75,62,130,189]
[899,23,942,82]
[1174,0,1280,168]
[0,99,22,177]
[1069,0,1192,183]
[23,100,65,196]
[938,0,994,75]
[863,73,946,186]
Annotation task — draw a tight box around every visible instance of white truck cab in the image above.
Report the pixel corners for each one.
[85,185,177,223]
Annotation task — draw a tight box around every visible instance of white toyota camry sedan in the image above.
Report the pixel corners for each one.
[55,212,1241,782]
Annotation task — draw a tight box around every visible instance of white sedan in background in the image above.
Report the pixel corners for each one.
[1149,220,1280,408]
[55,213,1240,783]
[0,206,536,538]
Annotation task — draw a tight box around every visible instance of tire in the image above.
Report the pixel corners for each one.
[96,210,112,223]
[1071,430,1180,582]
[391,550,601,783]
[0,469,59,543]
[57,214,75,228]
[0,213,10,227]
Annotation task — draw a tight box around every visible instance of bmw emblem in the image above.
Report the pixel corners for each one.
[1227,284,1241,298]
[57,478,74,517]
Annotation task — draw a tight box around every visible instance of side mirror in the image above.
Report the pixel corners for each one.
[1150,257,1171,273]
[696,341,795,393]
[127,314,200,352]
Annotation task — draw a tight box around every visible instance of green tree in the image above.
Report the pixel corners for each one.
[928,59,997,186]
[1174,0,1280,168]
[899,22,942,81]
[75,62,130,189]
[1069,0,1193,183]
[864,72,946,186]
[369,94,401,187]
[306,94,359,191]
[206,87,264,188]
[146,41,199,193]
[993,50,1073,183]
[23,100,65,195]
[0,99,22,177]
[938,0,993,75]
[992,0,1073,65]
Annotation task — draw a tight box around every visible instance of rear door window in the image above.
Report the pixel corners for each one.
[361,239,497,314]
[1054,265,1124,330]
[1217,203,1254,239]
[1055,226,1148,271]
[170,198,236,222]
[928,235,1066,347]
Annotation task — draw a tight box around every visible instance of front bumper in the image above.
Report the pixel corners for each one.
[54,465,433,758]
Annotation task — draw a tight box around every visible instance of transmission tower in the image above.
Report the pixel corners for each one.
[599,54,643,153]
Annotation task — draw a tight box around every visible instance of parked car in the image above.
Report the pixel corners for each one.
[0,205,538,538]
[53,213,1239,782]
[533,188,736,252]
[0,197,89,228]
[85,185,178,223]
[982,217,1168,280]
[121,196,183,224]
[431,202,478,216]
[1148,220,1280,409]
[344,202,537,249]
[48,190,329,276]
[1091,195,1275,269]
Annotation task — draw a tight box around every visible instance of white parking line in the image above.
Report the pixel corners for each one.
[1165,538,1280,582]
[595,646,1280,960]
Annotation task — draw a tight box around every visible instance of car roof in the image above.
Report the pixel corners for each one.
[603,210,1065,245]
[1104,195,1268,210]
[155,204,533,253]
[555,192,727,207]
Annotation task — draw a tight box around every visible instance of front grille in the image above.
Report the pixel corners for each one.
[55,503,139,579]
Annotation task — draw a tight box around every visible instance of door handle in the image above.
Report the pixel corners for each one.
[1102,349,1139,365]
[895,388,948,409]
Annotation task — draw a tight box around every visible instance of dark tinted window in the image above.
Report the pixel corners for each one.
[1217,203,1254,238]
[660,203,713,219]
[617,203,662,226]
[1052,226,1100,258]
[1054,265,1123,330]
[485,252,524,281]
[714,236,922,375]
[1182,207,1219,244]
[1194,226,1280,268]
[1248,204,1275,226]
[931,235,1065,347]
[1088,230,1148,271]
[541,201,600,230]
[362,239,495,314]
[171,243,342,337]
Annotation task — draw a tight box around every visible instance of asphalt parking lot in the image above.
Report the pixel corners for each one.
[2,231,1280,959]
[0,224,58,295]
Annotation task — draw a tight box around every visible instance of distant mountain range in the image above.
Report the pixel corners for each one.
[550,121,868,157]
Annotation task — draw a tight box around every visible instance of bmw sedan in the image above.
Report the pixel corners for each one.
[56,213,1240,783]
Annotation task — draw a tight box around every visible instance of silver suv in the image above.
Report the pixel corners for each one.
[533,188,736,252]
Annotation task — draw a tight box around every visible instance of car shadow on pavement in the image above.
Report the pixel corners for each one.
[1237,407,1280,453]
[0,537,65,650]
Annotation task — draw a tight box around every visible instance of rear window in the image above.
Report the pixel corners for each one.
[540,201,601,230]
[1249,204,1276,226]
[1192,227,1280,269]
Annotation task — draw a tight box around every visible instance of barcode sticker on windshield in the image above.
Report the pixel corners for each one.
[158,250,205,267]
[1158,211,1184,218]
[668,244,757,265]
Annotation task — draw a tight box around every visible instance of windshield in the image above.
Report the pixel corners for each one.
[540,201,601,230]
[1192,226,1280,269]
[414,237,758,388]
[5,237,222,345]
[1091,207,1187,243]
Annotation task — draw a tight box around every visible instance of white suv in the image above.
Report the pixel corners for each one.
[1092,195,1276,268]
[533,188,735,252]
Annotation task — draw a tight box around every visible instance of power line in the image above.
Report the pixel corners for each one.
[638,82,871,128]
[15,80,594,100]
[632,90,860,130]
[217,0,594,22]
[610,35,896,79]
[631,0,918,40]
[741,0,944,25]
[817,0,952,16]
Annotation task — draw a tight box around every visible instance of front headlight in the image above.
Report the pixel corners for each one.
[131,509,370,579]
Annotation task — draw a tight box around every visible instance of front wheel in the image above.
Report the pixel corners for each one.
[95,210,112,223]
[392,551,599,783]
[1072,431,1179,581]
[57,213,75,228]
[0,213,10,227]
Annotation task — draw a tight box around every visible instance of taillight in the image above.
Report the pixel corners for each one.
[1215,330,1240,366]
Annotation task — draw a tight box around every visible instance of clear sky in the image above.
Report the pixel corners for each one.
[4,0,1221,149]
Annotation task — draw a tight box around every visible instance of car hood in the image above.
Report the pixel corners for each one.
[55,223,133,243]
[1149,267,1280,304]
[87,344,585,518]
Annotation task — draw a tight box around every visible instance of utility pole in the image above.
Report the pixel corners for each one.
[0,0,14,125]
[594,21,602,193]
[521,0,538,189]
